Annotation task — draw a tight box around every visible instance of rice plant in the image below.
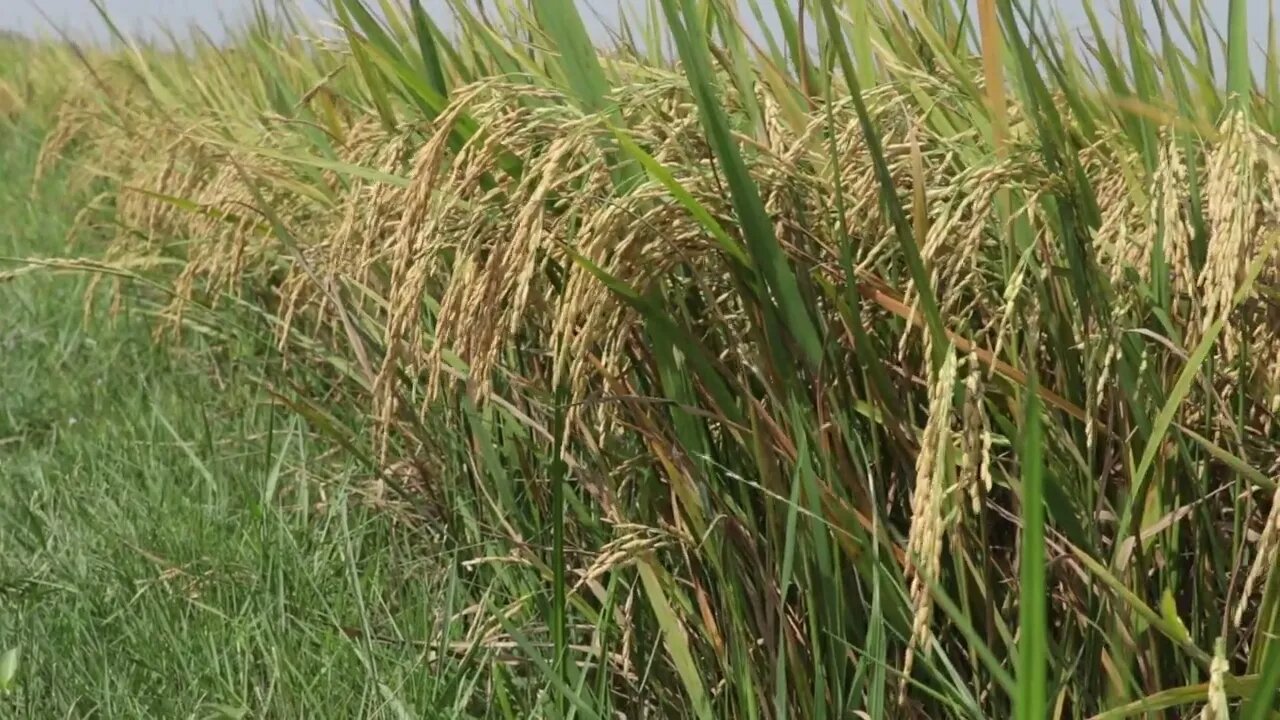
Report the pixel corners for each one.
[11,0,1280,717]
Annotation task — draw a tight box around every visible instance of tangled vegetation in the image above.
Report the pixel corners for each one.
[10,0,1280,717]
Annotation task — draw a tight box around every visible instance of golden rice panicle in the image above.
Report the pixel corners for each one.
[1152,136,1198,301]
[551,188,658,436]
[1235,474,1280,627]
[900,343,959,704]
[0,77,23,120]
[425,107,582,403]
[1199,110,1259,341]
[32,95,90,186]
[1074,151,1144,452]
[552,83,748,435]
[1095,134,1198,303]
[333,125,419,283]
[377,82,500,414]
[958,353,992,516]
[1251,158,1280,413]
[1199,637,1230,720]
[1094,178,1142,290]
[986,240,1032,376]
[1085,333,1121,456]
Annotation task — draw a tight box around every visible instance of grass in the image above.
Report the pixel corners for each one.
[7,0,1280,717]
[0,122,496,718]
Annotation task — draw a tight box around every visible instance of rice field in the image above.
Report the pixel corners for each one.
[6,0,1280,717]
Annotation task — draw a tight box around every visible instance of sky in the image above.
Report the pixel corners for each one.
[0,1,1268,66]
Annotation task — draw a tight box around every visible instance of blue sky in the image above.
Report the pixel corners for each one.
[0,1,1267,64]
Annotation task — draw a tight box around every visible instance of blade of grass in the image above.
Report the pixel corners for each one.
[637,555,713,720]
[658,0,823,370]
[1017,381,1047,719]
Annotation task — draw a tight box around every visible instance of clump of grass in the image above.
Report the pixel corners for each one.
[0,116,505,718]
[16,0,1280,717]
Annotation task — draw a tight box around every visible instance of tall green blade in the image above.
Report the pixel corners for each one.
[1226,0,1252,104]
[408,0,450,98]
[1017,380,1047,719]
[658,0,823,370]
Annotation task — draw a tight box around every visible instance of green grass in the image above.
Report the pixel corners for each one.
[0,123,491,718]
